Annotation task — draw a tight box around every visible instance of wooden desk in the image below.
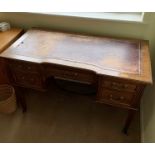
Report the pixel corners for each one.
[0,28,24,84]
[0,29,152,133]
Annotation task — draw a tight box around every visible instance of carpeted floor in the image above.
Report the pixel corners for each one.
[0,81,140,143]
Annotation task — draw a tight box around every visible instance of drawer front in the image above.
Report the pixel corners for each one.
[45,65,95,84]
[97,88,134,106]
[12,70,43,89]
[101,79,137,92]
[8,60,39,73]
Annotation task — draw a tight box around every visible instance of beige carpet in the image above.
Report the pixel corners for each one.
[0,81,140,143]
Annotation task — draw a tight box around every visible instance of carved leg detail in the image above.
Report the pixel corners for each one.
[15,86,27,112]
[122,110,135,135]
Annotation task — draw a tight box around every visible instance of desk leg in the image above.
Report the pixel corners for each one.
[15,87,27,112]
[122,110,135,134]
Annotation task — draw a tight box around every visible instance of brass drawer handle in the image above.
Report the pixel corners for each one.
[30,78,35,82]
[123,84,128,89]
[18,65,22,68]
[120,96,125,100]
[27,66,32,70]
[112,82,116,86]
[21,76,25,80]
[109,94,113,100]
[109,94,125,101]
[111,82,128,90]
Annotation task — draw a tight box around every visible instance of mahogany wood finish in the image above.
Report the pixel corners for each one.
[0,29,152,134]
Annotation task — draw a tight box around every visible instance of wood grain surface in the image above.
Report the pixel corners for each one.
[0,29,152,84]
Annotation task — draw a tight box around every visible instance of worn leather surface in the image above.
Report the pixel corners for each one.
[10,30,140,74]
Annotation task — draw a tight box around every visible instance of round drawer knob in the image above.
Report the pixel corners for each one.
[21,76,25,80]
[110,94,113,99]
[30,78,34,81]
[123,84,128,88]
[120,96,124,100]
[18,65,22,68]
[112,82,116,86]
[63,73,67,76]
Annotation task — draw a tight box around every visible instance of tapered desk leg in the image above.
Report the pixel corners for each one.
[15,86,27,112]
[122,110,135,134]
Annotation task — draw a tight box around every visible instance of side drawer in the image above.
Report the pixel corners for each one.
[11,70,44,89]
[8,60,39,73]
[97,88,134,106]
[101,78,137,92]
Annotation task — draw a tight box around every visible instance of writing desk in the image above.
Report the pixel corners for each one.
[0,29,152,134]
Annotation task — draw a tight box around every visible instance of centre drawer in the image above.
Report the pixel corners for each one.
[44,65,95,84]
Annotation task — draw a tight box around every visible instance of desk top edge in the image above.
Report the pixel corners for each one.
[0,28,152,85]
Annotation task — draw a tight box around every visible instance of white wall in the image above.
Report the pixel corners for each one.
[0,12,151,39]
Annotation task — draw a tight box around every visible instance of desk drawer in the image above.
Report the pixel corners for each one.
[97,88,134,106]
[12,70,43,89]
[101,79,137,92]
[45,65,95,84]
[8,60,39,73]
